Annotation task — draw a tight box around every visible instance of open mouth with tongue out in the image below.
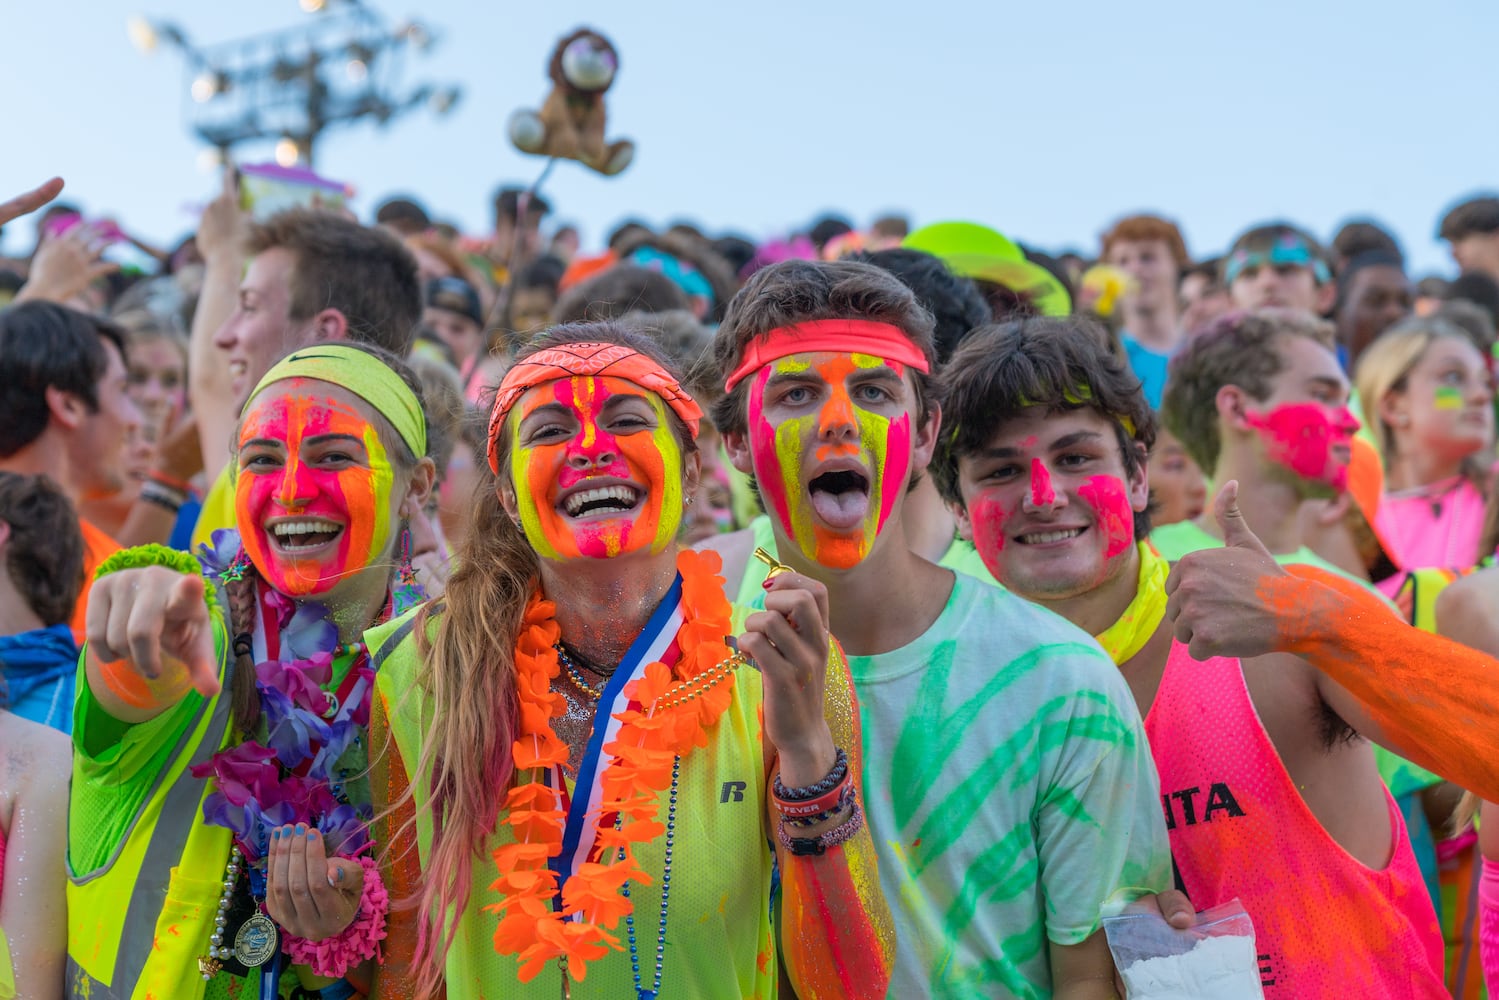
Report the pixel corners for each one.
[807,467,871,531]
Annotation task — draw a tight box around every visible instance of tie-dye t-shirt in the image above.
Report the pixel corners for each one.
[846,573,1171,998]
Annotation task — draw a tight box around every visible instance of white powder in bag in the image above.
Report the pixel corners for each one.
[1119,933,1263,999]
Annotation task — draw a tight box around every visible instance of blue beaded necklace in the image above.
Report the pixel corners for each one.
[617,756,680,1000]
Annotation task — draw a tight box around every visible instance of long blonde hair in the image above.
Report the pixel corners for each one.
[398,323,697,994]
[1354,317,1485,470]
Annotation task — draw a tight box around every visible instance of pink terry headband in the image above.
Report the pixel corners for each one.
[723,319,932,392]
[487,342,703,474]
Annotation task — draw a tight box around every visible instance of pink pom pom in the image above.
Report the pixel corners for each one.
[283,855,389,978]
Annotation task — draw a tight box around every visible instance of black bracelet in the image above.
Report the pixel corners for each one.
[138,484,184,514]
[773,747,848,802]
[778,798,864,856]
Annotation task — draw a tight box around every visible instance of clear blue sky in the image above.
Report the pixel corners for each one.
[3,0,1494,275]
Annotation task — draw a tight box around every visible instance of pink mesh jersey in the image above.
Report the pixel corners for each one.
[1145,641,1446,997]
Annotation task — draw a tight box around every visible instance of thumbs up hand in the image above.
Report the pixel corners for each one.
[1165,481,1291,661]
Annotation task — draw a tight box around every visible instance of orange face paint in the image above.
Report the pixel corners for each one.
[508,375,682,561]
[235,381,396,597]
[747,352,912,570]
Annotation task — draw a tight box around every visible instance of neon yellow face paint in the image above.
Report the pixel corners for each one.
[508,376,683,561]
[747,352,912,569]
[235,383,397,596]
[1434,385,1465,411]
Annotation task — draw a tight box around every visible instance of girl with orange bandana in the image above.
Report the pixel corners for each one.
[362,323,893,999]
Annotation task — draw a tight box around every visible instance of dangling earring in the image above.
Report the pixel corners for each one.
[392,521,426,615]
[220,548,252,584]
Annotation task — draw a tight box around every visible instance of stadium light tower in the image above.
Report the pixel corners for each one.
[127,1,462,166]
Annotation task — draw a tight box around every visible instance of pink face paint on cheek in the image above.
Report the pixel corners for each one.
[1029,458,1055,507]
[968,493,1014,581]
[1245,403,1352,487]
[874,413,911,532]
[1077,475,1134,559]
[747,367,795,534]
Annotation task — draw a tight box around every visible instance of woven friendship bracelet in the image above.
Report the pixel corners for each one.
[777,798,864,857]
[773,746,848,803]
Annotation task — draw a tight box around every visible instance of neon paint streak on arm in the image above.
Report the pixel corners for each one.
[772,639,895,998]
[367,689,423,1000]
[1030,457,1055,507]
[1262,564,1499,800]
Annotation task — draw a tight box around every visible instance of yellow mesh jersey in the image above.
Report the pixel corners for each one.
[370,607,776,999]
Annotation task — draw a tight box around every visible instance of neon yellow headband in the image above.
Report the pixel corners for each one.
[244,345,427,458]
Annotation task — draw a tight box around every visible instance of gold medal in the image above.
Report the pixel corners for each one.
[233,912,279,968]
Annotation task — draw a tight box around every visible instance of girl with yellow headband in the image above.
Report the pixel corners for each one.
[67,343,436,1000]
[361,322,893,998]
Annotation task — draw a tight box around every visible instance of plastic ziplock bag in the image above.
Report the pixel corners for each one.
[1103,898,1265,999]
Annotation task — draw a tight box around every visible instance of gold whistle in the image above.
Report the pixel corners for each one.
[753,547,793,580]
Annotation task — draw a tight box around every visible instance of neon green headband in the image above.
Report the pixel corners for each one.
[244,345,427,458]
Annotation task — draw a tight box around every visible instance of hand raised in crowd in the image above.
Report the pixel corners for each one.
[740,570,837,784]
[154,409,206,484]
[0,176,64,228]
[86,565,220,699]
[1165,481,1292,661]
[266,823,366,942]
[197,165,251,262]
[14,218,119,306]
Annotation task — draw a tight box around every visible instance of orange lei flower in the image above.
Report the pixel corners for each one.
[485,549,743,983]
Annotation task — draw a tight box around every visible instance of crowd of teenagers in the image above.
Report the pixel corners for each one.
[5,168,1499,1000]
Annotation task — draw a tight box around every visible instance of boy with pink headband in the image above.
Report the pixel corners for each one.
[706,259,1173,997]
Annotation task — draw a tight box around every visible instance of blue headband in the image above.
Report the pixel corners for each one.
[1225,234,1331,286]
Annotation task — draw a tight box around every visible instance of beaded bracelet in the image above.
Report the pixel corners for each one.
[773,747,848,802]
[785,784,857,828]
[778,798,864,857]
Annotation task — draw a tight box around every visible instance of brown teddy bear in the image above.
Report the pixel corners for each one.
[507,28,635,176]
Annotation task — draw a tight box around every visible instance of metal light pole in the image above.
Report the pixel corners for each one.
[128,0,462,167]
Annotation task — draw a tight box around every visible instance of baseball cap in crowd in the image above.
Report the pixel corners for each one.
[426,275,484,326]
[902,221,1072,316]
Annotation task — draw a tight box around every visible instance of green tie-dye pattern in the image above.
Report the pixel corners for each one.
[890,639,1105,830]
[869,631,1162,994]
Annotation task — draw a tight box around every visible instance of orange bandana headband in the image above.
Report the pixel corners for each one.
[487,342,704,473]
[723,318,932,392]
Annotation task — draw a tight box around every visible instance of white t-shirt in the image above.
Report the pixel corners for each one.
[846,573,1172,999]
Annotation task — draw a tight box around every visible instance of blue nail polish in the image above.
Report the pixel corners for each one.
[295,823,306,836]
[273,828,282,840]
[306,828,317,840]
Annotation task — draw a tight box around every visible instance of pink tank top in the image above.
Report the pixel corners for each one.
[1145,641,1446,998]
[1375,477,1488,571]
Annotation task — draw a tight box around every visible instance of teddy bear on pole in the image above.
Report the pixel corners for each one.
[507,28,635,177]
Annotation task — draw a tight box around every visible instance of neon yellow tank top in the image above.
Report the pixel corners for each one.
[370,607,776,998]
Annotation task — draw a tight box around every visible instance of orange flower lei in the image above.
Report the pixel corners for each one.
[486,548,743,983]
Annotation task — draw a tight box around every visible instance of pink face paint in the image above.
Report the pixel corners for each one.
[1078,475,1134,559]
[967,493,1014,581]
[1029,458,1055,507]
[1245,402,1359,490]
